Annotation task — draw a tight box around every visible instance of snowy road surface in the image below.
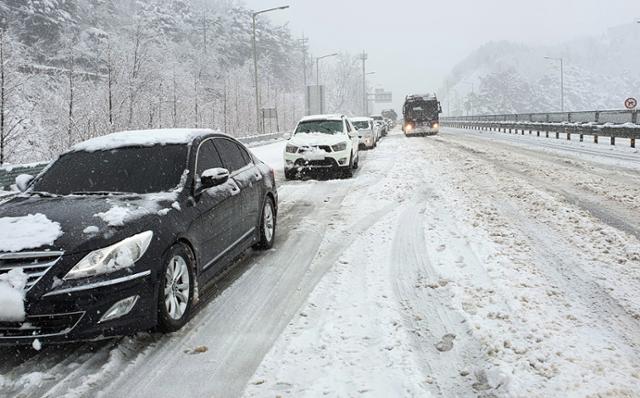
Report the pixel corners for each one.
[2,128,640,397]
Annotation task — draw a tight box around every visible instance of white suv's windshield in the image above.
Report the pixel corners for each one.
[352,121,370,130]
[295,120,343,135]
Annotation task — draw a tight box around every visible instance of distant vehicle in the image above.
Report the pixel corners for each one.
[370,115,388,137]
[351,117,377,149]
[381,109,398,122]
[402,94,442,136]
[284,114,360,179]
[0,129,278,344]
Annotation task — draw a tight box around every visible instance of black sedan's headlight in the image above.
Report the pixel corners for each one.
[63,231,153,280]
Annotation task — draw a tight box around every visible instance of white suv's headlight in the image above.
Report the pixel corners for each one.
[285,144,298,154]
[64,231,153,280]
[332,142,348,152]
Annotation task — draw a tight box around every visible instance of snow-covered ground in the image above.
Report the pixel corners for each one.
[2,128,640,397]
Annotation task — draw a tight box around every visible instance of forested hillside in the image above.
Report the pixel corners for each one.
[0,0,364,164]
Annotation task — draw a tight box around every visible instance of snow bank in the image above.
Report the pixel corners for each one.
[70,129,218,152]
[0,268,29,322]
[0,213,63,252]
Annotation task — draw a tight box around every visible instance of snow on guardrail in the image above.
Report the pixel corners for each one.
[442,111,640,148]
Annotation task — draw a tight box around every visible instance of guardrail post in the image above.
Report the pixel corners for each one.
[536,130,540,137]
[631,137,636,148]
[579,133,584,142]
[611,136,615,146]
[545,130,549,138]
[521,129,525,135]
[594,134,598,144]
[555,131,560,139]
[566,128,570,140]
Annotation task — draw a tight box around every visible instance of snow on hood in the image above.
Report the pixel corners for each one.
[70,129,218,152]
[94,192,178,227]
[289,132,349,147]
[0,213,63,253]
[0,268,29,322]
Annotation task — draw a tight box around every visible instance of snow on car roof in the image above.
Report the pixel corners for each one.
[350,117,373,122]
[70,129,219,152]
[299,114,343,122]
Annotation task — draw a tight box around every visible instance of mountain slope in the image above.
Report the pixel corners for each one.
[441,23,640,115]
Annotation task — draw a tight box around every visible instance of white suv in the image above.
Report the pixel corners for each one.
[284,114,360,179]
[351,117,377,149]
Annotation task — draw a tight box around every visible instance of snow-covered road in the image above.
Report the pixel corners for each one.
[2,128,640,397]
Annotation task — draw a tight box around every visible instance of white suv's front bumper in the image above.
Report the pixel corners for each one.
[284,148,351,171]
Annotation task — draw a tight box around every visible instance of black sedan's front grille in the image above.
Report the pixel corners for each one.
[0,251,63,291]
[0,312,84,338]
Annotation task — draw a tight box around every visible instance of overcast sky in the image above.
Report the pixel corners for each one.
[241,0,639,111]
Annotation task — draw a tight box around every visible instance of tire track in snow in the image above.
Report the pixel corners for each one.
[439,134,640,240]
[390,201,483,397]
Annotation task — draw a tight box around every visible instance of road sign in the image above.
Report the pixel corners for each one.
[625,97,637,110]
[374,88,393,103]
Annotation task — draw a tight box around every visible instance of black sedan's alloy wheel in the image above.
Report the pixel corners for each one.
[158,243,195,332]
[254,197,276,250]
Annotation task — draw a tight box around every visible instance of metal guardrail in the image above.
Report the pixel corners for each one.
[441,109,640,148]
[0,132,283,191]
[0,163,49,191]
[442,109,638,124]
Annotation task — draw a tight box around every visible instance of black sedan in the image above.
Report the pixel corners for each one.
[0,129,277,344]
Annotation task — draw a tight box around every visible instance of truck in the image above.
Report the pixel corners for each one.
[402,94,442,136]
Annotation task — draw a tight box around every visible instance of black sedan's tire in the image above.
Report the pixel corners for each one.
[157,243,195,333]
[253,197,276,250]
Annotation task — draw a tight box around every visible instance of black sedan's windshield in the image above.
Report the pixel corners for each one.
[32,145,188,195]
[295,120,343,135]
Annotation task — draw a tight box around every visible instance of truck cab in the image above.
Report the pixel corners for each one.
[402,94,442,136]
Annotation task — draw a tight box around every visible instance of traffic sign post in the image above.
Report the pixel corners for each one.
[625,97,637,110]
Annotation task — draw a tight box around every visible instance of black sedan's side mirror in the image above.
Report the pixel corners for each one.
[16,174,34,192]
[200,168,230,189]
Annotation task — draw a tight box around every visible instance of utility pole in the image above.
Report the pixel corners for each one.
[252,6,290,134]
[359,51,368,115]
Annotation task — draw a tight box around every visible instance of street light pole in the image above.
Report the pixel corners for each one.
[359,51,368,115]
[252,5,289,134]
[315,53,338,113]
[545,56,564,112]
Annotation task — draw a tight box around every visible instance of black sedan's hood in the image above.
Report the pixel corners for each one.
[0,192,179,255]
